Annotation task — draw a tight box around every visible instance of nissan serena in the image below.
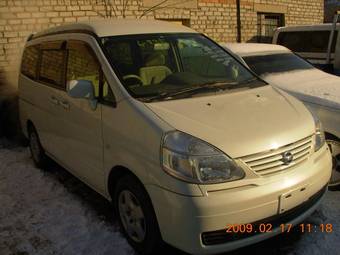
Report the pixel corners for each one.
[19,20,332,255]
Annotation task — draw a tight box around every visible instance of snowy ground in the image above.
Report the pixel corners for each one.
[0,139,339,255]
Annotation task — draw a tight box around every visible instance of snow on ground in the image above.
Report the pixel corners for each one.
[0,140,134,255]
[0,139,339,255]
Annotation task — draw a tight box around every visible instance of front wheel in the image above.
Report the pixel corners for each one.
[28,126,48,169]
[326,139,340,189]
[114,175,162,255]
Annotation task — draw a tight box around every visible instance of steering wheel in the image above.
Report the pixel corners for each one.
[123,74,144,87]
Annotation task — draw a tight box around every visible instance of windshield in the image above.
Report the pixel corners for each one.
[243,53,314,76]
[101,33,264,101]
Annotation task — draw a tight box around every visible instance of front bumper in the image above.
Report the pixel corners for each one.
[145,145,332,254]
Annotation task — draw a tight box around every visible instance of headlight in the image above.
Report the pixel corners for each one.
[161,131,245,184]
[314,118,326,152]
[308,109,325,151]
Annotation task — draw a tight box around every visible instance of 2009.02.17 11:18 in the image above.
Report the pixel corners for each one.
[225,223,334,233]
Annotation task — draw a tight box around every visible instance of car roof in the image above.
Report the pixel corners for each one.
[276,23,340,32]
[223,43,291,57]
[31,19,197,39]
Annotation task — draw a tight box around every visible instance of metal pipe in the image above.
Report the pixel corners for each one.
[326,14,339,64]
[236,0,241,42]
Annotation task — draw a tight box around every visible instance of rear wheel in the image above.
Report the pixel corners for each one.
[28,125,48,169]
[326,138,340,189]
[114,175,162,254]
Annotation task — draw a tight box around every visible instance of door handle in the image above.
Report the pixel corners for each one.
[60,100,70,110]
[50,96,59,105]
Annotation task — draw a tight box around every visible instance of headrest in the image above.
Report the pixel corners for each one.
[145,53,165,66]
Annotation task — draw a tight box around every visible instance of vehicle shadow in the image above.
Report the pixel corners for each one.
[44,157,309,255]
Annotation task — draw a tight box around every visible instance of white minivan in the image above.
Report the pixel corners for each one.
[19,20,332,255]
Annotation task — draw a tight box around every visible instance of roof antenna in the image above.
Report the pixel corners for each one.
[139,0,168,19]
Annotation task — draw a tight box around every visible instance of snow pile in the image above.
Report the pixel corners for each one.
[0,141,339,255]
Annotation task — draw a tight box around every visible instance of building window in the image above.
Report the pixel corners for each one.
[257,13,285,43]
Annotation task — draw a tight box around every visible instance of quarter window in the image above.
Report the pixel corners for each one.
[21,45,40,80]
[102,77,115,104]
[39,49,66,88]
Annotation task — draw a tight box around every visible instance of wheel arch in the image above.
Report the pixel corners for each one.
[107,165,147,201]
[325,132,340,142]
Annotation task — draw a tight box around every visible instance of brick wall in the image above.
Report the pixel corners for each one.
[0,0,324,87]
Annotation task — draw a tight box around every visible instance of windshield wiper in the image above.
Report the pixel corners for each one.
[241,77,259,85]
[143,81,239,102]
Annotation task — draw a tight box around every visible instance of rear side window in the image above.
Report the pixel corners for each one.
[39,49,66,88]
[277,31,338,53]
[21,45,39,80]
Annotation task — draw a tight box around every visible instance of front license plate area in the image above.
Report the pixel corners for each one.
[279,185,309,214]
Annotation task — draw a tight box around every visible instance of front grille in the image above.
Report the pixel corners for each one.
[240,135,313,176]
[201,185,327,246]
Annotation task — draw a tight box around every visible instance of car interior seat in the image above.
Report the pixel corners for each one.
[139,53,172,85]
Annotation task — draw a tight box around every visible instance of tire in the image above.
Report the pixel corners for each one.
[28,125,48,169]
[326,137,340,190]
[114,175,162,255]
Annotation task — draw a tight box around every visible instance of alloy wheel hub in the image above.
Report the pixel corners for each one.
[118,190,146,243]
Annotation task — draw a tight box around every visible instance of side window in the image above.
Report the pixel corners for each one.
[21,45,40,80]
[67,41,101,98]
[277,31,337,53]
[39,49,66,88]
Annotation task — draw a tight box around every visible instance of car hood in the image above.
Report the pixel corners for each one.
[145,86,314,158]
[262,69,340,110]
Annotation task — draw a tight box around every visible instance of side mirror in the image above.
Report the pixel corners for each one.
[67,80,97,110]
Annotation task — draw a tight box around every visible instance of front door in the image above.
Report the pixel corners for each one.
[55,40,105,192]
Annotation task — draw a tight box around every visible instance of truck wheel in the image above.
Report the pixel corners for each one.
[114,175,162,254]
[28,125,48,169]
[326,139,340,190]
